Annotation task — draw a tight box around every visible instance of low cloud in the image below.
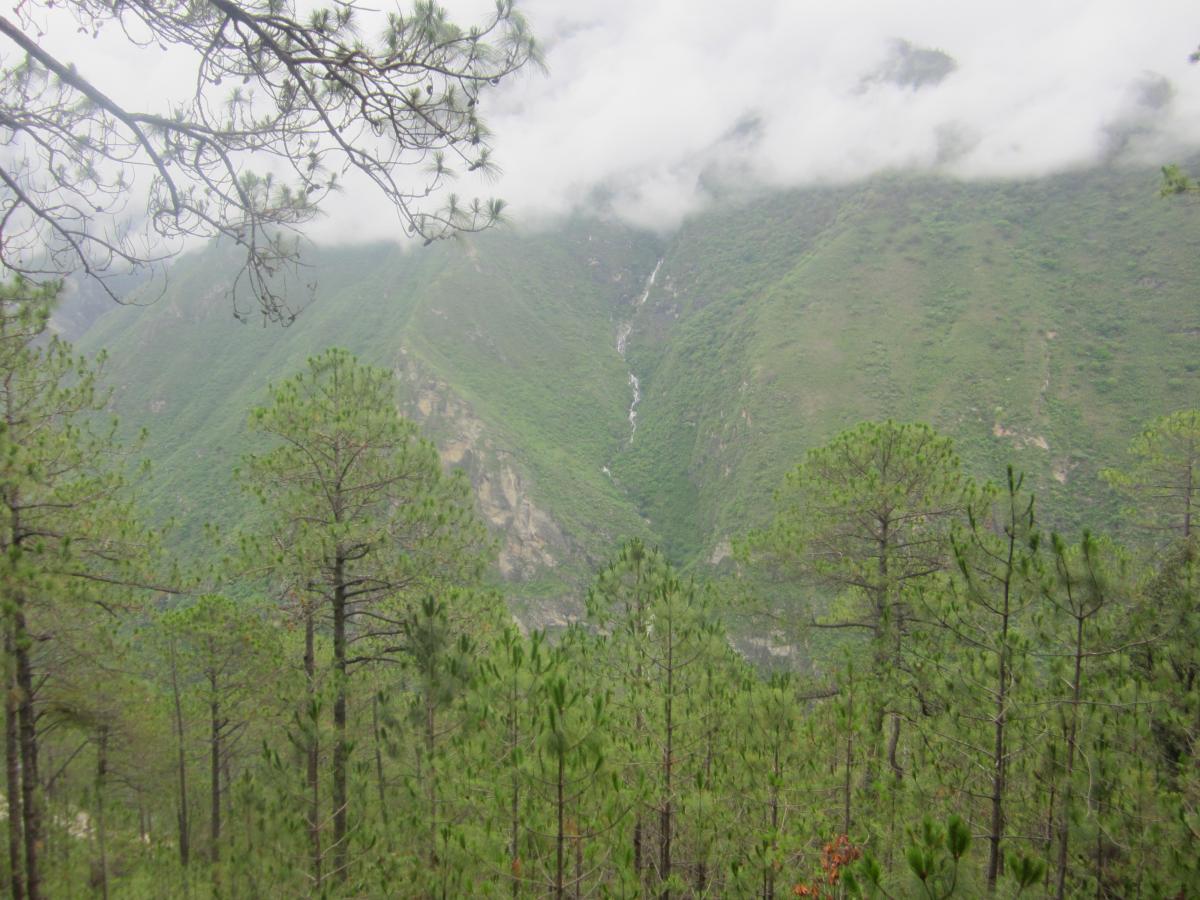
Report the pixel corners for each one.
[29,0,1200,245]
[325,0,1200,240]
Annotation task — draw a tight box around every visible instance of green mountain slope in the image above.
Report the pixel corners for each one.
[619,169,1200,562]
[81,221,661,616]
[80,166,1200,614]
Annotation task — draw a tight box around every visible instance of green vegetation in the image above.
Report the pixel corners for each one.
[5,163,1199,896]
[2,316,1197,895]
[622,169,1200,561]
[78,222,662,611]
[240,348,494,888]
[0,279,163,899]
[75,167,1200,615]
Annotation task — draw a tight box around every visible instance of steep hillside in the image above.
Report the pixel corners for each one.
[80,221,662,619]
[619,169,1200,562]
[79,166,1200,617]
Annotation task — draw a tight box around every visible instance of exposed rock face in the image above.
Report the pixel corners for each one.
[475,466,566,577]
[709,538,732,566]
[993,421,1050,451]
[394,350,570,581]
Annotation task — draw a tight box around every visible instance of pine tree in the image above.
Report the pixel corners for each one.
[588,541,725,898]
[1103,409,1200,546]
[923,468,1043,892]
[155,593,283,888]
[586,538,668,888]
[741,422,967,802]
[1041,532,1127,899]
[399,593,478,895]
[240,347,490,885]
[0,279,158,899]
[529,654,612,900]
[469,626,554,899]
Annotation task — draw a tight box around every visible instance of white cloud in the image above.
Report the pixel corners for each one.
[21,0,1200,244]
[428,0,1200,234]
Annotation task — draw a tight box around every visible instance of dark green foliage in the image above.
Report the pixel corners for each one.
[1007,852,1046,894]
[8,406,1200,897]
[18,165,1200,896]
[1102,409,1200,543]
[904,815,971,898]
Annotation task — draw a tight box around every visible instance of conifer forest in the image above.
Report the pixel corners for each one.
[2,1,1200,897]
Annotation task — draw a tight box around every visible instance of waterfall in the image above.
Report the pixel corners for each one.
[617,258,663,444]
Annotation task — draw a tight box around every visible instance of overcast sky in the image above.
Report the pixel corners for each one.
[31,0,1200,243]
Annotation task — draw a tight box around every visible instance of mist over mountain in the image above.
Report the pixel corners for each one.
[299,0,1200,240]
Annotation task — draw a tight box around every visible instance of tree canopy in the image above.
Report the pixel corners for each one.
[240,347,492,887]
[0,0,540,322]
[1103,409,1200,545]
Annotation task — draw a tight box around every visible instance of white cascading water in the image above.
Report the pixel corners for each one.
[617,258,663,443]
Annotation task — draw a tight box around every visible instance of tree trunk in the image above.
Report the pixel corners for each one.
[886,712,902,780]
[169,642,190,870]
[14,599,42,900]
[1054,614,1086,900]
[209,682,221,867]
[94,726,109,900]
[508,686,520,900]
[659,624,673,900]
[633,818,643,887]
[696,722,714,895]
[510,777,520,900]
[5,624,24,900]
[986,530,1015,894]
[555,750,565,900]
[332,554,348,883]
[573,826,582,900]
[371,693,389,836]
[632,566,645,888]
[865,519,892,794]
[137,788,148,844]
[1043,780,1056,891]
[767,738,780,900]
[987,668,1009,892]
[843,686,854,837]
[304,607,321,890]
[424,687,437,871]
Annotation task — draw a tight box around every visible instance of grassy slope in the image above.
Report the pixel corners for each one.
[401,221,661,566]
[80,222,662,599]
[619,169,1200,563]
[80,166,1200,607]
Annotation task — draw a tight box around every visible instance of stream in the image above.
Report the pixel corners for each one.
[617,257,663,444]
